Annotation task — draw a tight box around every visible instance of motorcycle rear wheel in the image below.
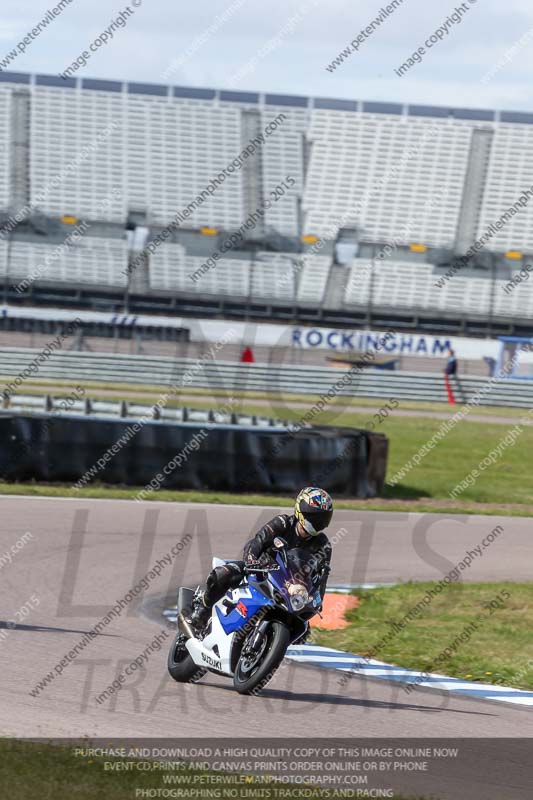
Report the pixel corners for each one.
[167,632,206,683]
[233,621,290,695]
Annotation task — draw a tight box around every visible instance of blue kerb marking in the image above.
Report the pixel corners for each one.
[164,587,533,706]
[284,644,533,706]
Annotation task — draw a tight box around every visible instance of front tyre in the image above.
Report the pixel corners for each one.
[167,632,206,683]
[233,621,290,695]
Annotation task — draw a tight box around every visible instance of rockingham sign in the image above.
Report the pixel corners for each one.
[290,327,500,361]
[0,305,503,361]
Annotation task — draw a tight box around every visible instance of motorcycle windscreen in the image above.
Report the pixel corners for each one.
[283,547,322,592]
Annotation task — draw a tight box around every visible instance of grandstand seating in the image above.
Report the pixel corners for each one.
[304,110,471,247]
[148,247,333,305]
[147,242,187,291]
[493,278,533,319]
[250,253,293,301]
[149,243,251,297]
[344,257,533,319]
[0,240,8,274]
[7,73,533,254]
[297,255,332,304]
[30,85,245,228]
[6,237,128,288]
[2,72,533,325]
[0,88,11,211]
[478,122,533,253]
[260,108,306,238]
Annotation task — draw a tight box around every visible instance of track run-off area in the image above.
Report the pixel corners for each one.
[1,496,532,798]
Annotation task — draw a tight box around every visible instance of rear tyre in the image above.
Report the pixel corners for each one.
[233,621,290,695]
[167,632,206,683]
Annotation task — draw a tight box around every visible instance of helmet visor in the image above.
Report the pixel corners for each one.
[302,508,333,535]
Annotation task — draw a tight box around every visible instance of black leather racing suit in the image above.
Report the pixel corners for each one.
[201,514,332,610]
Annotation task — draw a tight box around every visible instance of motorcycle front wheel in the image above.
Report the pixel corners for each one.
[233,620,290,695]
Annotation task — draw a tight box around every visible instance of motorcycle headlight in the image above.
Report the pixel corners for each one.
[288,584,309,612]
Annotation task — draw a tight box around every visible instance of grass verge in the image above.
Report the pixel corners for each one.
[313,582,533,691]
[0,739,428,800]
[1,375,528,418]
[2,481,533,518]
[2,387,533,515]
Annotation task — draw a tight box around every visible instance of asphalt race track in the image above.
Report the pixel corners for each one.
[1,496,532,798]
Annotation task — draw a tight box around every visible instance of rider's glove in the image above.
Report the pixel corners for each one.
[245,553,265,570]
[258,551,277,568]
[260,560,279,572]
[245,552,278,572]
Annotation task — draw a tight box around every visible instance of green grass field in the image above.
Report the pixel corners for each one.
[0,740,429,800]
[314,582,533,691]
[2,392,533,515]
[254,403,533,508]
[2,482,533,518]
[3,373,533,514]
[3,375,527,418]
[0,375,523,417]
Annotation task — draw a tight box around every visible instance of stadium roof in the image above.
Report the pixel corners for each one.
[2,70,533,124]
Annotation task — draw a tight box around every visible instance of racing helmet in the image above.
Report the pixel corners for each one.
[295,487,333,536]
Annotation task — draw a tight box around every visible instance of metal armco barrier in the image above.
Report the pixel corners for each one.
[1,347,532,408]
[0,415,388,498]
[1,395,289,427]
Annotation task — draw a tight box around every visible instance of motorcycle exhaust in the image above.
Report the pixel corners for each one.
[177,587,196,638]
[177,611,195,640]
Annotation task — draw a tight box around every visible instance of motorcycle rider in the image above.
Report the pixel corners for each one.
[189,487,334,630]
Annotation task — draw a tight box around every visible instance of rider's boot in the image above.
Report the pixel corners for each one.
[189,591,211,631]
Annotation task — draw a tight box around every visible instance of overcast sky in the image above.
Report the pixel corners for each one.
[1,0,533,111]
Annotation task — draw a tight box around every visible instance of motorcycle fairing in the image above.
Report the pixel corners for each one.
[215,583,274,635]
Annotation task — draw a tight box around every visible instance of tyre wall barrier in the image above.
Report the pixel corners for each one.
[0,414,388,498]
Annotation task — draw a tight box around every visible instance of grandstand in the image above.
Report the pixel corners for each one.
[1,71,533,336]
[7,236,128,290]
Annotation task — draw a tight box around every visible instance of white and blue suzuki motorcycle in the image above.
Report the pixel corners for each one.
[167,539,323,694]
